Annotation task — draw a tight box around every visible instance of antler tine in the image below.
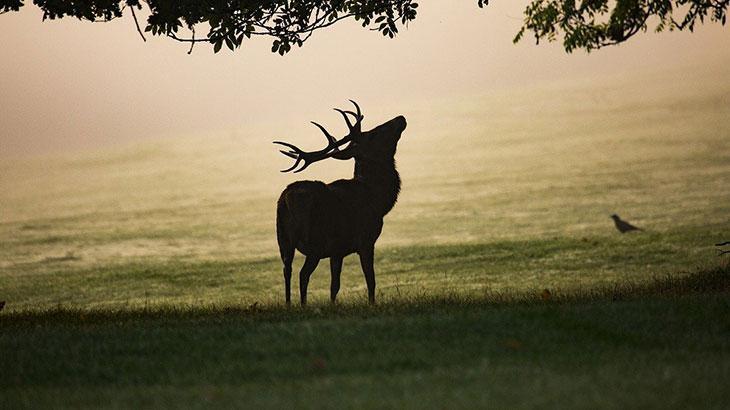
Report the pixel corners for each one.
[334,100,364,133]
[293,162,311,173]
[310,121,338,147]
[273,141,303,154]
[281,157,304,173]
[279,150,298,159]
[349,99,362,120]
[334,108,354,130]
[348,99,363,132]
[273,141,304,172]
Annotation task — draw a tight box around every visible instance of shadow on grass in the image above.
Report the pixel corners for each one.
[2,263,727,325]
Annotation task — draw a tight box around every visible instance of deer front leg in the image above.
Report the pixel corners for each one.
[330,256,343,303]
[299,256,320,306]
[358,246,376,304]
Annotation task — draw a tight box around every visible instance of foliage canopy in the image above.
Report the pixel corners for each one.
[1,1,727,54]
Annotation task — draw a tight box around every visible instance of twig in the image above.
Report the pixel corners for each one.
[187,26,195,54]
[169,32,213,42]
[131,5,146,42]
[716,241,730,247]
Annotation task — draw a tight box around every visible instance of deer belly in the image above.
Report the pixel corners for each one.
[294,215,383,258]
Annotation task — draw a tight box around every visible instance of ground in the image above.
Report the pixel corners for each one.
[1,64,729,408]
[2,269,729,409]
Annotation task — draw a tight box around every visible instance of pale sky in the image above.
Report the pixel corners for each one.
[1,1,729,157]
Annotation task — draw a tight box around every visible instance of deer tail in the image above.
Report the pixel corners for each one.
[276,196,295,265]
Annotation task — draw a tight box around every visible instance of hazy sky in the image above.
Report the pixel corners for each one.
[1,1,729,157]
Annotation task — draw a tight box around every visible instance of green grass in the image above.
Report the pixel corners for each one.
[1,224,726,310]
[2,266,729,409]
[1,65,730,407]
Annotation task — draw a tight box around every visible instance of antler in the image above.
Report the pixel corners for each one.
[274,100,363,173]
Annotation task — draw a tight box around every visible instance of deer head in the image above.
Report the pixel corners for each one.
[274,100,406,173]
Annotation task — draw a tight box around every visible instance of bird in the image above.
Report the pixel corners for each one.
[716,241,730,256]
[611,214,643,233]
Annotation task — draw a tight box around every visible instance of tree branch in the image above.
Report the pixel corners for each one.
[130,5,146,42]
[1,1,727,54]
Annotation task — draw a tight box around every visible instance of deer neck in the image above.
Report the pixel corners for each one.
[353,158,401,216]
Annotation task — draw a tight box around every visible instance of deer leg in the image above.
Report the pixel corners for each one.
[283,262,293,306]
[278,241,294,306]
[299,256,320,306]
[358,247,376,304]
[276,202,295,306]
[330,256,343,303]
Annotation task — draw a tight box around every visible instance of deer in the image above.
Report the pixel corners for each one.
[274,100,406,306]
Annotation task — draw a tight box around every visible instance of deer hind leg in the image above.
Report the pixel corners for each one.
[277,227,295,306]
[299,256,320,306]
[358,246,376,304]
[276,198,296,306]
[282,254,293,306]
[330,256,343,303]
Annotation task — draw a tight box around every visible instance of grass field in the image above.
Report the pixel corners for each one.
[1,268,729,409]
[1,64,729,408]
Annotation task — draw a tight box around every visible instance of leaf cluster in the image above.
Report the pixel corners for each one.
[0,0,726,53]
[514,0,729,52]
[2,0,427,54]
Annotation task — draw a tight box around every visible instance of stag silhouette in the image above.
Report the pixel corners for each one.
[274,101,406,305]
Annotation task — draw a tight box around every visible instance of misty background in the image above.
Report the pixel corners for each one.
[1,0,729,274]
[1,1,729,158]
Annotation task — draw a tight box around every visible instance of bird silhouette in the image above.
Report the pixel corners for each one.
[611,214,643,233]
[717,241,730,256]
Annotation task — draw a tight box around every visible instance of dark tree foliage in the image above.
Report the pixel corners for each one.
[516,0,729,52]
[0,1,726,54]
